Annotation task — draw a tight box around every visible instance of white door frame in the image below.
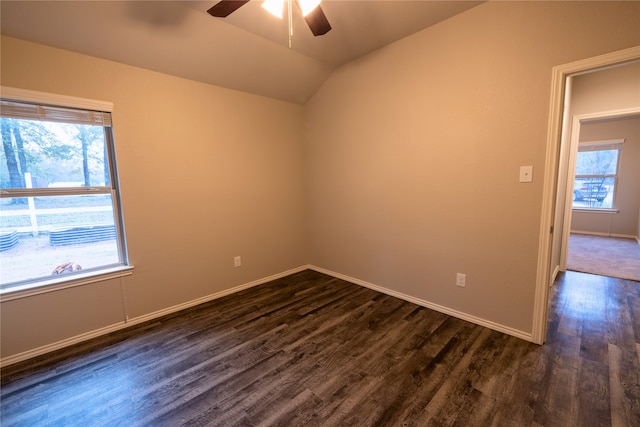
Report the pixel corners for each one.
[532,45,640,345]
[559,108,640,271]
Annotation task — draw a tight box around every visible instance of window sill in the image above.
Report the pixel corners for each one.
[572,208,619,214]
[0,266,134,302]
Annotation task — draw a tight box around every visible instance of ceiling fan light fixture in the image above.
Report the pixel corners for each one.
[209,0,331,38]
[262,0,285,18]
[298,0,321,16]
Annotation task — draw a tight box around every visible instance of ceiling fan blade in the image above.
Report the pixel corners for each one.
[304,5,331,36]
[207,0,250,18]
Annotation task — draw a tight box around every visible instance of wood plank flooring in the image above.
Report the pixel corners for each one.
[1,269,639,426]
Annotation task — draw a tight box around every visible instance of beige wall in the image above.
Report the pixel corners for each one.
[571,117,640,236]
[571,61,640,115]
[304,1,640,334]
[1,36,307,359]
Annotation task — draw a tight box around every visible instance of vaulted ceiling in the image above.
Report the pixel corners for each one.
[1,1,483,104]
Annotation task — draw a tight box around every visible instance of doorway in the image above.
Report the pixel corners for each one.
[532,46,640,345]
[561,112,640,280]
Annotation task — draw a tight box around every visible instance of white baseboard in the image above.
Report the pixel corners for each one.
[2,264,536,367]
[570,230,637,239]
[0,322,126,368]
[0,265,309,368]
[124,265,309,328]
[309,265,533,343]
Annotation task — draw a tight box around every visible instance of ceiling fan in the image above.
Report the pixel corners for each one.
[207,0,332,37]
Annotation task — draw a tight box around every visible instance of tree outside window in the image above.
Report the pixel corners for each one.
[572,141,622,209]
[0,96,128,289]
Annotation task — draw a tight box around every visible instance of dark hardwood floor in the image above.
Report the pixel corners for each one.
[1,269,639,426]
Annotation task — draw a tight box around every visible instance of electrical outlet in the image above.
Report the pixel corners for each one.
[234,256,241,268]
[456,273,466,288]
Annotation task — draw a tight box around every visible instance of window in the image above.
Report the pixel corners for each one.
[572,139,623,210]
[0,89,129,292]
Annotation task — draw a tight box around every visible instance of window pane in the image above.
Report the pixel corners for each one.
[1,93,127,291]
[575,149,618,175]
[1,118,109,189]
[0,194,120,285]
[572,177,615,209]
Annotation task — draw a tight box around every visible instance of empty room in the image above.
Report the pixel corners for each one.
[1,1,639,426]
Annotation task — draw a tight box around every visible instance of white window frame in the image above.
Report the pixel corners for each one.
[572,139,624,211]
[0,87,132,300]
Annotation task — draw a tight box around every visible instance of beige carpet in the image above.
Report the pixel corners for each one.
[567,234,640,281]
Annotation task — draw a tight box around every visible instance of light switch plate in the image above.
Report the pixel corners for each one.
[519,165,533,183]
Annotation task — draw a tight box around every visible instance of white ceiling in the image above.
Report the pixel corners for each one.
[1,1,483,104]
